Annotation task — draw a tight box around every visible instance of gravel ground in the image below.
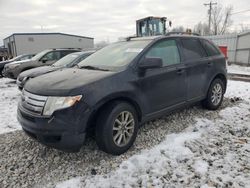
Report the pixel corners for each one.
[79,100,250,188]
[0,97,237,188]
[0,79,249,188]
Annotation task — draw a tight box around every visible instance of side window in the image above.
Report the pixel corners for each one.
[20,56,29,60]
[41,51,61,61]
[145,40,180,66]
[60,50,76,58]
[181,39,207,61]
[72,54,89,65]
[79,54,89,62]
[202,40,221,56]
[72,56,83,65]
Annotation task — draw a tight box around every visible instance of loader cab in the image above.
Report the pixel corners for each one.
[136,17,170,37]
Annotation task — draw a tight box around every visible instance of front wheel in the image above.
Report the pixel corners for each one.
[95,101,139,155]
[202,78,225,110]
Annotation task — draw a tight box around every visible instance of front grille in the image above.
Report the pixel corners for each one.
[2,66,7,74]
[21,90,48,115]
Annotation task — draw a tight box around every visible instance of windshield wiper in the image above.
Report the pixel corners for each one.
[78,65,109,71]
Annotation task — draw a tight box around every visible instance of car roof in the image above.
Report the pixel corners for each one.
[71,50,96,56]
[129,34,204,42]
[47,48,82,51]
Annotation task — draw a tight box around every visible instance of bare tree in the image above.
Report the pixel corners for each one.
[211,4,233,35]
[193,22,210,35]
[95,41,109,49]
[239,24,250,32]
[171,26,185,32]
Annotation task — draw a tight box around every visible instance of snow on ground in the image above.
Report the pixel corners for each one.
[0,77,249,187]
[57,80,250,188]
[0,78,20,134]
[228,64,250,75]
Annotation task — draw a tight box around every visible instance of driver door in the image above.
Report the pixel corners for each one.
[39,51,61,65]
[138,39,187,115]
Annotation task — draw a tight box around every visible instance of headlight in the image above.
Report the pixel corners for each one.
[11,63,21,68]
[43,95,82,116]
[22,76,29,82]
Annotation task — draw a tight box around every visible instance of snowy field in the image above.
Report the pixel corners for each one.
[228,64,250,76]
[57,81,250,188]
[0,78,20,134]
[0,77,249,188]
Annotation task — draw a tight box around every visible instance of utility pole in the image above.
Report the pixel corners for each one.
[204,1,217,35]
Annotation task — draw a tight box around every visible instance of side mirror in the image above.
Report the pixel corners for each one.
[41,58,48,63]
[139,57,163,70]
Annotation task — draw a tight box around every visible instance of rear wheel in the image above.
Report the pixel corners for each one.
[95,101,138,155]
[202,78,225,110]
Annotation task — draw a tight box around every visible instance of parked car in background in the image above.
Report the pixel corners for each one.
[17,51,95,90]
[0,54,35,77]
[2,48,80,79]
[18,35,227,155]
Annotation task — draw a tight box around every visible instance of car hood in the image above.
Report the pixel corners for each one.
[8,59,32,65]
[24,68,115,96]
[0,60,11,65]
[0,60,12,68]
[18,66,59,80]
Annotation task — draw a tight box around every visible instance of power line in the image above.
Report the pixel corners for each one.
[231,9,250,15]
[204,1,217,35]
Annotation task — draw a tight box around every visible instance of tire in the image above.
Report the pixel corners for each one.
[202,78,225,110]
[95,101,139,155]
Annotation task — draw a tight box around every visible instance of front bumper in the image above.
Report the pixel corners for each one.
[17,101,91,152]
[2,66,17,79]
[16,77,26,90]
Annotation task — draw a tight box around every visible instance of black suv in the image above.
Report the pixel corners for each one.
[17,35,227,155]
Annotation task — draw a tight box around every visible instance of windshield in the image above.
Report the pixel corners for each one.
[53,53,80,67]
[78,40,152,71]
[31,50,50,61]
[12,55,22,61]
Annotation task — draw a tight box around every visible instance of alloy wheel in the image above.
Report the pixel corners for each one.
[211,83,223,106]
[112,111,135,147]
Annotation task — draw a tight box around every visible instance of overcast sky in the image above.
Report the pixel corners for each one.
[0,0,250,45]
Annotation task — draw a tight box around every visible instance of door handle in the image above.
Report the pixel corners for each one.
[177,69,184,75]
[207,62,212,67]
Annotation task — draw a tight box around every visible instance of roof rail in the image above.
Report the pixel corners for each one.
[166,32,200,36]
[125,36,138,41]
[51,48,82,50]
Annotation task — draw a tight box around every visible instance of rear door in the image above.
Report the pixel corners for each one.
[200,39,226,90]
[138,39,187,114]
[180,38,209,101]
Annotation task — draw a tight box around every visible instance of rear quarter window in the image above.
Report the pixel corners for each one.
[181,38,207,61]
[201,40,221,56]
[60,50,77,58]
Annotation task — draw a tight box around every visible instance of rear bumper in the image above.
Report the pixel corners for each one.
[17,102,90,152]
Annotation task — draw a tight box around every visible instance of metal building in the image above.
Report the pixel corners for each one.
[205,31,250,66]
[3,33,94,57]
